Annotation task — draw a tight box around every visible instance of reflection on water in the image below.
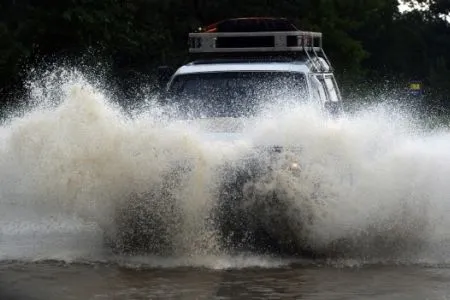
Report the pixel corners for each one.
[1,262,450,300]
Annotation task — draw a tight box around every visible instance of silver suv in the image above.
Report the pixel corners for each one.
[160,18,345,255]
[111,18,345,256]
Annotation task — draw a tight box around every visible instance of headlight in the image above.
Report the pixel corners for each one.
[281,161,301,173]
[289,162,300,170]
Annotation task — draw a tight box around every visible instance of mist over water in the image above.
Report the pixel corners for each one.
[1,69,450,269]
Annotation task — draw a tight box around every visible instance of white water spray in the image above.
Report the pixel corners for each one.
[1,69,450,267]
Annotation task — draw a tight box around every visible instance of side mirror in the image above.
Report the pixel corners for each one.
[157,66,173,91]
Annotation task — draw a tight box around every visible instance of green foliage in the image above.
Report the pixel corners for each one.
[0,0,449,111]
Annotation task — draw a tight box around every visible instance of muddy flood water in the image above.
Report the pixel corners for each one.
[1,260,450,299]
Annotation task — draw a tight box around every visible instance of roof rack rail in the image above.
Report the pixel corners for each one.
[188,30,333,72]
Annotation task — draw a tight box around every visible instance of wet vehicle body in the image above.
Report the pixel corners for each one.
[107,18,345,256]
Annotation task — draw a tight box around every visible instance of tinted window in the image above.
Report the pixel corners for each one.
[166,71,308,118]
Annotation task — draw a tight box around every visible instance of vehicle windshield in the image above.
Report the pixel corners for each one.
[165,71,308,118]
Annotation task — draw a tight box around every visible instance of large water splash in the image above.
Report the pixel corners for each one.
[1,69,450,267]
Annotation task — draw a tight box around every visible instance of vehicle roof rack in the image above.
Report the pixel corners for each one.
[188,18,333,72]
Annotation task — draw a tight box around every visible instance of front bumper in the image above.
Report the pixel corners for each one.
[213,146,306,255]
[105,145,306,256]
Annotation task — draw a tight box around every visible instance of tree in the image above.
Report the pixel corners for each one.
[1,0,450,111]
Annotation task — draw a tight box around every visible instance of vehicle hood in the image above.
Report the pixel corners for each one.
[176,117,251,142]
[172,117,294,149]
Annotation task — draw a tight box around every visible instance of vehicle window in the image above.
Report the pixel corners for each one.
[166,71,308,118]
[324,76,340,102]
[311,75,327,102]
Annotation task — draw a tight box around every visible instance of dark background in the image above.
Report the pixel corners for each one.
[1,0,449,114]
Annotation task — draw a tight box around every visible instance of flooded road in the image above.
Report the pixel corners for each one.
[1,261,450,300]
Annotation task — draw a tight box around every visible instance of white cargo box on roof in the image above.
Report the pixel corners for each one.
[187,27,333,73]
[188,31,324,53]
